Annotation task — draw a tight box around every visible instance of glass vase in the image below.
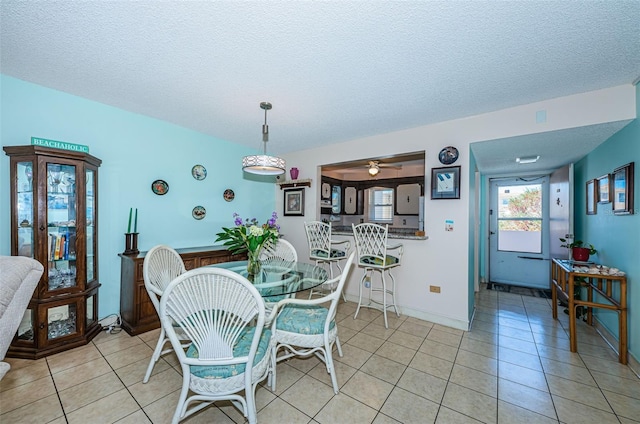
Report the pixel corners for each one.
[246,247,262,281]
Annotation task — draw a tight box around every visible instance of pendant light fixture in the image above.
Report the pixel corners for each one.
[242,102,286,175]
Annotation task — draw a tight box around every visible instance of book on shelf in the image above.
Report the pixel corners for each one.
[54,235,62,260]
[63,233,69,259]
[68,233,76,259]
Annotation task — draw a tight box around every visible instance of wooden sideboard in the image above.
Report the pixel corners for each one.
[119,245,246,335]
[551,258,628,364]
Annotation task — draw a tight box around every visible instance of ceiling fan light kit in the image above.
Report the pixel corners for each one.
[368,161,380,176]
[242,102,286,175]
[366,160,403,177]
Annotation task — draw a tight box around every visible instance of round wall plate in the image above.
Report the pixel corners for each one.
[151,179,169,195]
[192,164,207,180]
[438,146,459,165]
[192,206,206,220]
[223,189,235,202]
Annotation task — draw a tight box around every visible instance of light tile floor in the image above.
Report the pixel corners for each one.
[2,286,639,423]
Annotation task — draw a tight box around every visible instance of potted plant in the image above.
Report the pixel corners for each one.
[559,238,597,261]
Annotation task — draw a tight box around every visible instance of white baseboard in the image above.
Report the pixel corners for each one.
[344,294,469,331]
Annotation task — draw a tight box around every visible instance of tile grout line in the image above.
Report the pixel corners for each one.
[45,356,70,424]
[93,334,158,424]
[522,291,561,424]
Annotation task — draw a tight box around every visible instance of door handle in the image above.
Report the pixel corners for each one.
[490,231,496,235]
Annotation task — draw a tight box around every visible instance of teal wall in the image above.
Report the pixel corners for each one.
[0,75,277,317]
[573,84,639,362]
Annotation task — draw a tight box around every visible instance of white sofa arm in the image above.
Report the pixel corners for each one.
[0,256,44,380]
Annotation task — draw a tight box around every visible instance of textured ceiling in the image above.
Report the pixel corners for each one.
[1,1,639,174]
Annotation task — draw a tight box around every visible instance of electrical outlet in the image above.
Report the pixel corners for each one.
[429,285,441,293]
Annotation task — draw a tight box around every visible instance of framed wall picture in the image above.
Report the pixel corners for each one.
[612,162,634,215]
[431,166,460,199]
[597,174,611,203]
[586,179,596,215]
[284,188,305,216]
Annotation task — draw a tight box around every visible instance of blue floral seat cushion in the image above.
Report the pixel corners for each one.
[186,327,271,379]
[359,255,399,267]
[276,304,335,335]
[257,286,287,301]
[311,249,346,259]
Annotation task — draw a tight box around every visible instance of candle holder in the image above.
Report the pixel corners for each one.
[123,232,139,255]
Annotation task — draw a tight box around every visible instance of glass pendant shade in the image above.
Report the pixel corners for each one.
[242,101,286,175]
[242,154,286,175]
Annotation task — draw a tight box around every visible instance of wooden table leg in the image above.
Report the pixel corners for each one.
[552,284,558,319]
[551,262,558,320]
[620,308,628,364]
[568,275,578,353]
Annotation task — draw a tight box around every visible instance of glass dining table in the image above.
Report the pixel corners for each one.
[209,261,329,299]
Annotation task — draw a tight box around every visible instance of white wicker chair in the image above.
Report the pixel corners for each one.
[352,223,403,328]
[142,245,187,384]
[304,221,350,301]
[259,239,298,320]
[159,267,272,424]
[270,252,355,394]
[259,238,297,270]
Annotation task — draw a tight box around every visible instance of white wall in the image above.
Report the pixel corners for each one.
[275,84,637,330]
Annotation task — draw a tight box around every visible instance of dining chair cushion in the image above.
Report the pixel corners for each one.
[359,255,400,267]
[275,304,336,335]
[186,327,271,379]
[311,248,347,259]
[256,286,288,302]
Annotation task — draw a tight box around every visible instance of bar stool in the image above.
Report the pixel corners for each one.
[351,223,403,328]
[304,221,350,301]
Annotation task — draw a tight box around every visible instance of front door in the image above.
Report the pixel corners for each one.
[489,177,550,289]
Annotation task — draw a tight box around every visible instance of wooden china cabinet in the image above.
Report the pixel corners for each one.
[4,145,102,359]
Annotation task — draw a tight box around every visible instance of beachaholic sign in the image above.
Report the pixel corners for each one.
[31,137,89,153]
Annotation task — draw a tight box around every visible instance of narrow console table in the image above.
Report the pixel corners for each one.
[551,259,628,364]
[119,245,246,335]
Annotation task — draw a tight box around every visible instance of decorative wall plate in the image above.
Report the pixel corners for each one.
[438,146,459,165]
[151,179,169,195]
[192,206,206,220]
[321,182,331,199]
[192,164,207,180]
[223,189,235,202]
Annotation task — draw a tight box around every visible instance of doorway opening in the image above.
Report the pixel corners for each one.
[489,176,550,290]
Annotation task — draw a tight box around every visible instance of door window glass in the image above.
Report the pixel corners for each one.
[497,184,542,253]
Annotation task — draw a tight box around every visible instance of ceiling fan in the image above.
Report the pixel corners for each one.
[367,160,402,177]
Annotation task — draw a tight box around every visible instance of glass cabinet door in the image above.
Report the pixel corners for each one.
[46,302,78,341]
[86,168,96,283]
[47,162,78,291]
[17,309,35,342]
[86,291,98,327]
[17,161,35,257]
